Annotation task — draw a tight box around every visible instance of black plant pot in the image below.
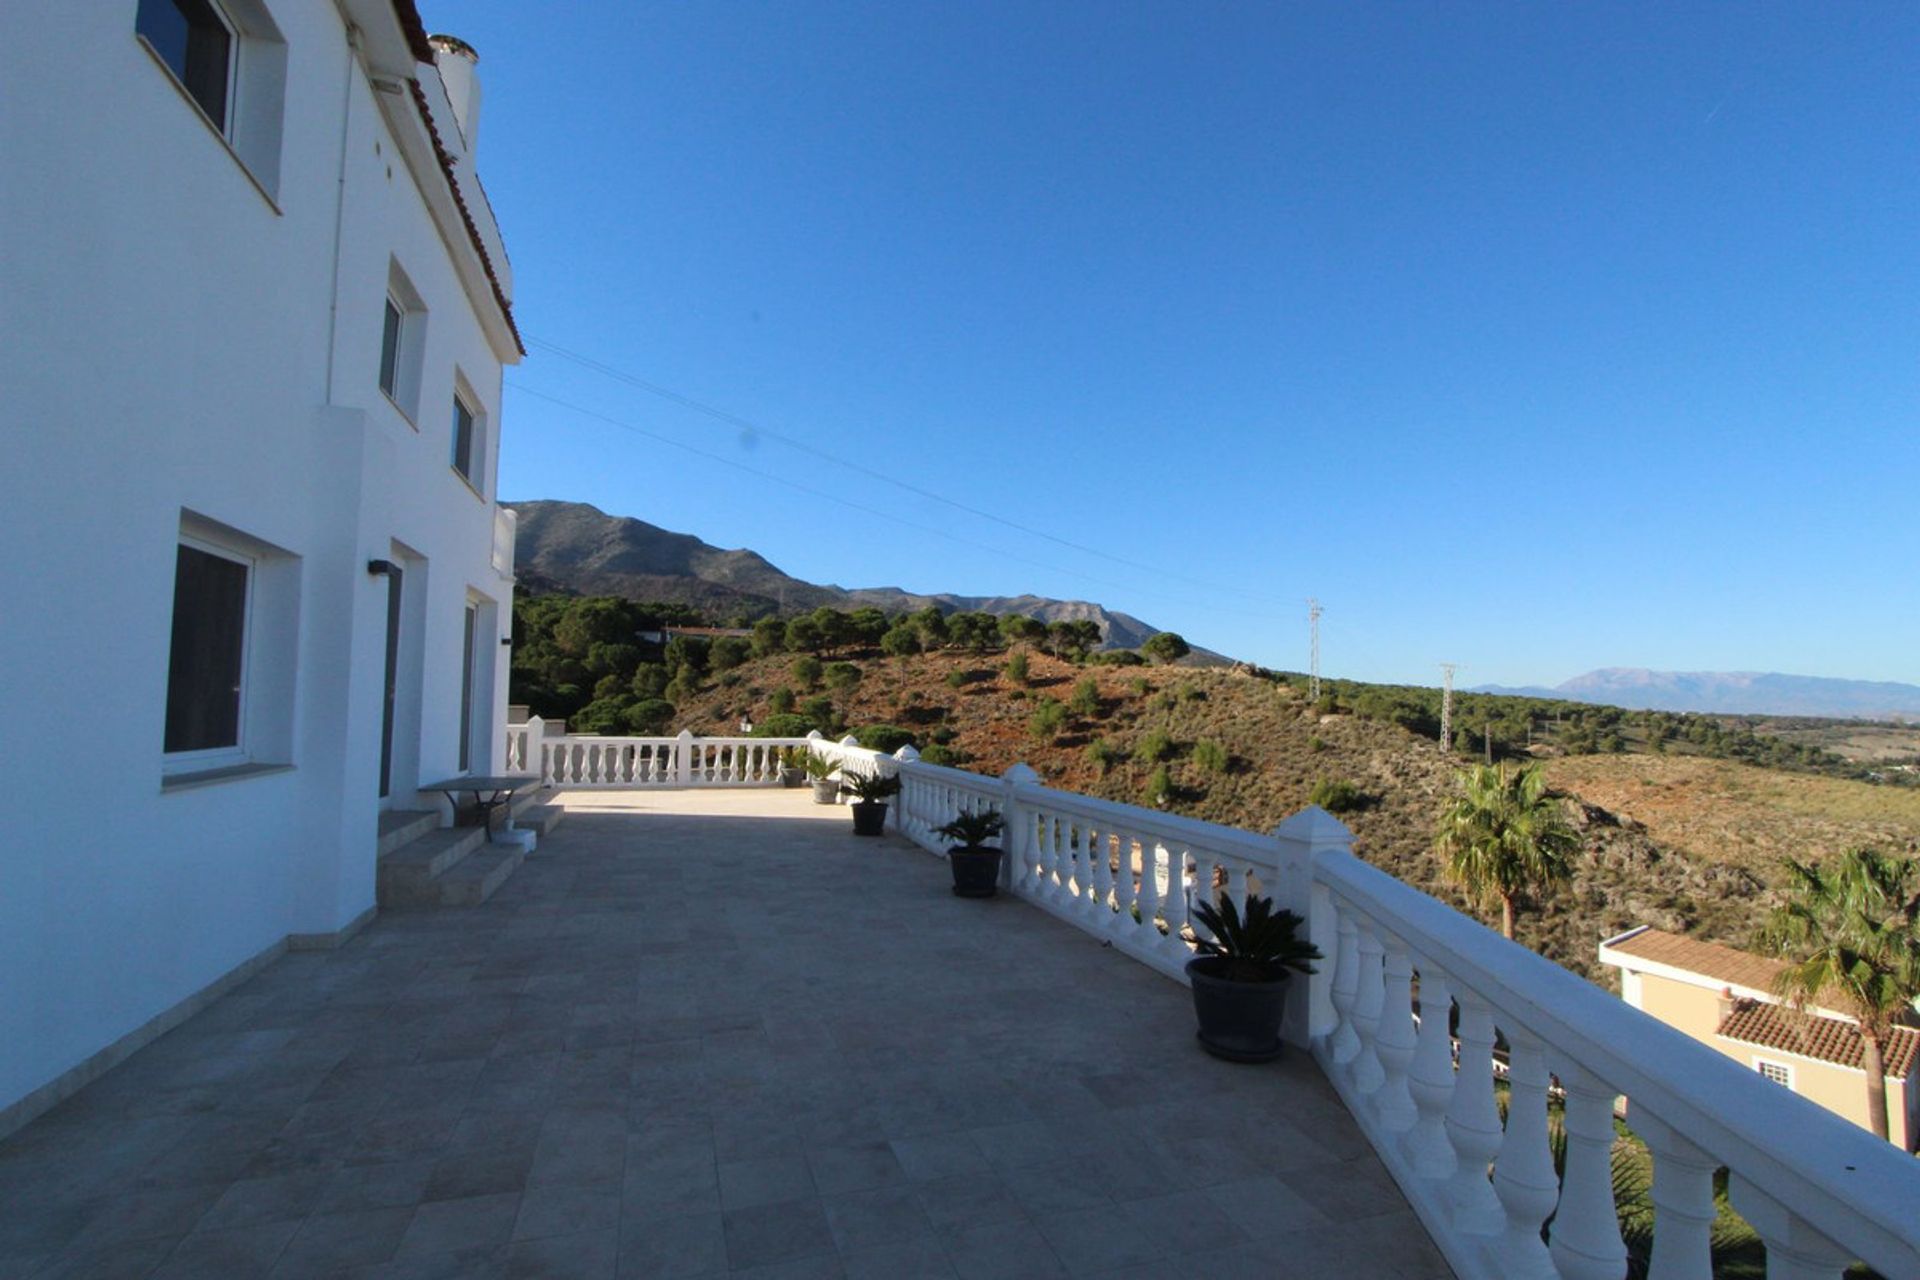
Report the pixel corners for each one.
[948,846,1004,898]
[781,768,806,789]
[1186,956,1291,1063]
[851,801,888,836]
[812,779,839,805]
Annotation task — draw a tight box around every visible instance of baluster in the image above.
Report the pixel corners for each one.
[1038,814,1059,897]
[1132,832,1159,942]
[1328,908,1361,1069]
[1631,1108,1715,1280]
[1092,827,1115,923]
[585,742,602,785]
[1372,933,1418,1134]
[1188,850,1219,944]
[1403,964,1456,1179]
[1445,992,1505,1236]
[1348,915,1386,1096]
[1548,1061,1627,1280]
[1159,843,1193,966]
[1727,1176,1853,1280]
[1492,1033,1560,1280]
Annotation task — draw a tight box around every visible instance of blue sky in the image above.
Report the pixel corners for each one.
[440,2,1918,687]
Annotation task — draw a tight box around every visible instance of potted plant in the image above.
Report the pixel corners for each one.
[1186,893,1321,1063]
[802,752,840,804]
[844,772,901,836]
[778,747,807,789]
[935,809,1006,898]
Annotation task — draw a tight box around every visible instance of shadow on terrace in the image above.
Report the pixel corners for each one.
[0,789,1448,1280]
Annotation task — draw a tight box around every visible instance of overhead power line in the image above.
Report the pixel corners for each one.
[522,334,1297,608]
[505,381,1284,622]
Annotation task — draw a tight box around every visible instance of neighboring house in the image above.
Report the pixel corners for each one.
[0,1,521,1132]
[1600,926,1920,1151]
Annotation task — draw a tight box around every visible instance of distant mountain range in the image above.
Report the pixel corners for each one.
[1473,668,1920,722]
[506,500,1189,652]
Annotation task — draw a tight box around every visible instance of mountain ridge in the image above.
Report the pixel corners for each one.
[1474,667,1920,722]
[506,499,1188,652]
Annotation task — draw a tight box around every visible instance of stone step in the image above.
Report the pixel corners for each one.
[437,844,525,906]
[512,804,565,838]
[509,785,555,818]
[377,825,488,907]
[377,809,440,858]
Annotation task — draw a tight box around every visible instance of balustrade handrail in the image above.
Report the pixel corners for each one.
[1313,849,1920,1275]
[1005,775,1276,863]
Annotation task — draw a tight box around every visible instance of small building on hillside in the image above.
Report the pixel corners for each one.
[0,0,522,1134]
[1600,926,1920,1151]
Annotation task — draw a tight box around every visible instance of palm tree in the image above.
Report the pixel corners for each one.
[1762,848,1920,1142]
[1435,763,1577,940]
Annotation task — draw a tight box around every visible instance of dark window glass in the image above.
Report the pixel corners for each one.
[452,395,476,480]
[379,298,403,397]
[136,0,232,130]
[165,544,248,753]
[459,605,478,771]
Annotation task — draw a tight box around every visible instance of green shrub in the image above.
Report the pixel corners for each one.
[1136,728,1176,763]
[945,670,967,690]
[752,713,813,738]
[709,636,751,671]
[630,663,669,699]
[791,655,823,689]
[1308,778,1367,814]
[769,686,795,715]
[622,698,676,734]
[1089,649,1145,667]
[919,743,961,767]
[1128,676,1150,697]
[801,694,836,728]
[1308,735,1326,752]
[1143,765,1173,807]
[881,624,921,657]
[1085,738,1123,774]
[853,724,916,754]
[1068,676,1100,717]
[1192,739,1228,774]
[825,661,863,692]
[1029,697,1067,740]
[1005,651,1030,686]
[1142,632,1190,665]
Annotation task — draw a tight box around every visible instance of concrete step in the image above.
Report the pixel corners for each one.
[508,785,556,818]
[377,809,440,858]
[377,825,487,907]
[437,844,525,906]
[513,805,565,838]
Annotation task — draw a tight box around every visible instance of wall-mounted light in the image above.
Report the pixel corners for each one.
[367,559,395,577]
[500,637,513,646]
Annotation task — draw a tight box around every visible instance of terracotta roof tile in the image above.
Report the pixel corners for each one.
[391,0,436,65]
[1606,927,1787,993]
[1717,999,1920,1078]
[406,79,523,355]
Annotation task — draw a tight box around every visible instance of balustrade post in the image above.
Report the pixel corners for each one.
[1727,1177,1855,1280]
[999,763,1038,893]
[1492,1033,1561,1280]
[1372,933,1419,1135]
[674,729,693,787]
[1548,1062,1628,1280]
[1272,806,1351,1050]
[1445,992,1505,1237]
[1630,1108,1716,1280]
[525,716,548,783]
[1403,965,1457,1180]
[1158,842,1193,968]
[894,746,920,836]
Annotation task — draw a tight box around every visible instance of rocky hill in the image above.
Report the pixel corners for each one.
[664,650,1920,983]
[1476,667,1920,721]
[507,499,1185,651]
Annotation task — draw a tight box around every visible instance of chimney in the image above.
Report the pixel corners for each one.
[428,34,482,154]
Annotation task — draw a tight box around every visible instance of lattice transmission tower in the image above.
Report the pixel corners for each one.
[1307,599,1323,703]
[1439,662,1458,753]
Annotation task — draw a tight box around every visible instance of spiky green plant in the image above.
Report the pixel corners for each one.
[1762,848,1920,1142]
[933,809,1004,851]
[1435,764,1577,939]
[843,772,902,803]
[1189,894,1321,983]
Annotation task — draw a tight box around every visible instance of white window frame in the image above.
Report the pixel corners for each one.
[380,262,428,423]
[1754,1058,1795,1089]
[162,533,255,774]
[133,0,287,201]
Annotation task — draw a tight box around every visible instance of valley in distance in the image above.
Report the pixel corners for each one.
[507,498,1920,985]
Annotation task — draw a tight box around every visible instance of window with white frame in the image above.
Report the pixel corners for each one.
[1755,1059,1794,1089]
[379,262,427,420]
[163,514,300,780]
[451,383,483,488]
[134,0,287,196]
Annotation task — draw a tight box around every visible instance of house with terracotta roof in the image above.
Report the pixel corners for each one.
[0,0,524,1133]
[1600,925,1920,1150]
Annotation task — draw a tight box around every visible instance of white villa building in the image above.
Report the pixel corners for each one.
[0,0,520,1132]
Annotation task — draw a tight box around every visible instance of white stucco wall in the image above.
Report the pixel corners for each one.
[0,0,518,1121]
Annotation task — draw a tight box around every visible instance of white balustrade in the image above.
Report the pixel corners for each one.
[497,724,1920,1280]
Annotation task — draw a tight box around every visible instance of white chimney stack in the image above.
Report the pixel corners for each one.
[428,34,482,154]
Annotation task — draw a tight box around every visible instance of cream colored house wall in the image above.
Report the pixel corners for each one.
[1634,973,1726,1047]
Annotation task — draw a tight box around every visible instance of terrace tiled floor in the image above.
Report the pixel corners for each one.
[0,790,1450,1279]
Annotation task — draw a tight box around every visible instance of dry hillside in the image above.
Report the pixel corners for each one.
[675,650,1920,984]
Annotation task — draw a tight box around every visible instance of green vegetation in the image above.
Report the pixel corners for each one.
[1085,737,1123,775]
[1142,631,1191,665]
[1069,676,1101,717]
[1435,764,1578,940]
[1188,894,1320,982]
[1004,650,1030,686]
[1308,777,1366,813]
[852,724,917,754]
[1192,739,1229,774]
[791,654,823,690]
[1135,728,1176,763]
[1143,764,1173,807]
[1763,848,1920,1142]
[1029,697,1067,741]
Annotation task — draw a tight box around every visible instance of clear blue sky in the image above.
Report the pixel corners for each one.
[439,2,1917,688]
